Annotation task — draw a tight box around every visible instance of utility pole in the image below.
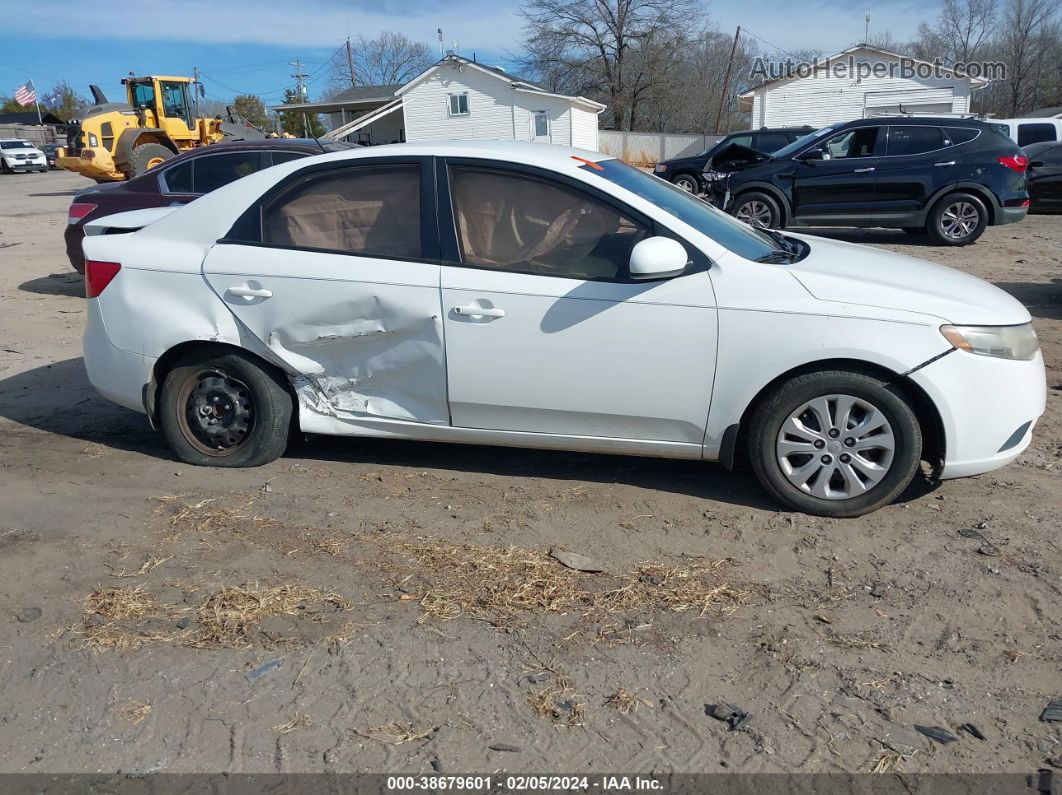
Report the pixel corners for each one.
[289,58,309,101]
[345,37,357,87]
[192,66,201,117]
[714,26,740,135]
[437,28,444,56]
[864,1,872,44]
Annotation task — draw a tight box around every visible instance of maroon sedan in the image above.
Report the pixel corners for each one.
[65,139,355,272]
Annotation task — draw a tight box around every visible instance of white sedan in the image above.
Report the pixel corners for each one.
[80,141,1046,517]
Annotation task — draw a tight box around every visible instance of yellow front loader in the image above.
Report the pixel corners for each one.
[57,75,266,182]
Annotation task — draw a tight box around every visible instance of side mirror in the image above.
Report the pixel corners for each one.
[802,148,827,161]
[629,236,689,280]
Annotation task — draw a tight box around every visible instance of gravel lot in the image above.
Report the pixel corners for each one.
[0,168,1059,775]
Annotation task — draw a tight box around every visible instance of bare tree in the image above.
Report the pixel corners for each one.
[520,0,705,130]
[997,0,1059,114]
[329,32,435,93]
[912,0,997,62]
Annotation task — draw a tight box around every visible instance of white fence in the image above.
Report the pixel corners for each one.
[598,131,723,165]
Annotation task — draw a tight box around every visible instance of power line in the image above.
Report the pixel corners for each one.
[739,28,817,60]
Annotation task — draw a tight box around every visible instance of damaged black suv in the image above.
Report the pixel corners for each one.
[704,117,1030,245]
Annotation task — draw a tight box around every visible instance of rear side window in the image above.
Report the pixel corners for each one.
[753,131,791,152]
[270,150,309,165]
[262,165,421,259]
[945,127,979,145]
[162,159,193,193]
[887,126,944,156]
[194,151,266,193]
[1017,123,1058,147]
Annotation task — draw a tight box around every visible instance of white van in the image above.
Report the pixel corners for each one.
[993,118,1062,148]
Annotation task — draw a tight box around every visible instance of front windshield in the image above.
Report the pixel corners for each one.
[772,127,834,159]
[0,141,33,150]
[584,158,782,261]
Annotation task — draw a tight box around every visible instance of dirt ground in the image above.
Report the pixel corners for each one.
[0,168,1059,776]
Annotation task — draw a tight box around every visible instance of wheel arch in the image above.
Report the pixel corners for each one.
[146,340,298,431]
[720,357,945,476]
[923,183,999,225]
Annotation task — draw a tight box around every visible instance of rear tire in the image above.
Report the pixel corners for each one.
[732,191,782,229]
[160,349,292,468]
[926,192,988,246]
[127,143,174,178]
[748,369,922,517]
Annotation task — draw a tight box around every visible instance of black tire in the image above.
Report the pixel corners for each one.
[670,172,700,193]
[160,349,292,468]
[901,227,925,235]
[748,369,922,517]
[127,143,174,178]
[1,160,12,175]
[731,191,782,229]
[925,192,988,246]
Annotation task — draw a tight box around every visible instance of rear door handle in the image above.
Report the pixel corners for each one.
[227,285,273,299]
[853,167,876,173]
[452,305,505,318]
[934,161,956,167]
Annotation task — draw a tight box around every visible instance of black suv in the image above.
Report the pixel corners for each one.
[652,127,812,193]
[708,117,1029,246]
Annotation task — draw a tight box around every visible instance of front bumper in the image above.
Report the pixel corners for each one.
[84,300,155,415]
[909,347,1047,479]
[5,157,47,171]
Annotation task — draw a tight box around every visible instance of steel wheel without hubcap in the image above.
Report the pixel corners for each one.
[175,368,255,457]
[776,394,895,500]
[735,200,772,228]
[939,201,979,240]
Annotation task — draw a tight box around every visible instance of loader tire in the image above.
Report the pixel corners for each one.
[127,143,174,178]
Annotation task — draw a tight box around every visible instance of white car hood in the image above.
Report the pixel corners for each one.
[785,234,1031,326]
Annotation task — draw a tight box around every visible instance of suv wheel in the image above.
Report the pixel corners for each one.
[732,192,782,229]
[926,192,988,246]
[160,349,292,468]
[748,369,922,517]
[671,173,699,193]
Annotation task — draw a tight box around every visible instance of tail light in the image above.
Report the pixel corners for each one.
[85,260,121,298]
[68,202,97,225]
[997,154,1028,173]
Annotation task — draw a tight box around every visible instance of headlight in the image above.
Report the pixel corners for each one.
[940,323,1039,360]
[702,170,723,181]
[654,164,667,173]
[88,133,99,147]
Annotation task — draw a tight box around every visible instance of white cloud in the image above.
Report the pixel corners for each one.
[21,0,525,49]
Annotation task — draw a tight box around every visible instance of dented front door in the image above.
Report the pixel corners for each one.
[201,244,448,425]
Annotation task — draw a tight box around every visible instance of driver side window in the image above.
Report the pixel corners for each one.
[820,128,881,159]
[448,166,650,281]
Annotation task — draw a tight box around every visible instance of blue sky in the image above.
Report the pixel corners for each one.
[1,0,935,106]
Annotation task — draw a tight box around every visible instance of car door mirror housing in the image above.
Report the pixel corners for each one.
[802,148,827,161]
[629,236,689,280]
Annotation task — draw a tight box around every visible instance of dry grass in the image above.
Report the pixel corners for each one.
[872,750,904,774]
[826,631,890,652]
[393,540,746,627]
[606,688,652,714]
[272,713,313,734]
[79,581,349,652]
[118,701,151,725]
[106,555,171,579]
[354,722,435,745]
[524,663,584,728]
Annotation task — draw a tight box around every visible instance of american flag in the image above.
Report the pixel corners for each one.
[14,80,37,106]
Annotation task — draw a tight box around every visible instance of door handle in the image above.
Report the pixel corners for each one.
[853,167,876,173]
[934,161,956,167]
[227,285,273,299]
[452,305,505,318]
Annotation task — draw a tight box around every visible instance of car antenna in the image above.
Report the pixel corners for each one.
[307,127,327,154]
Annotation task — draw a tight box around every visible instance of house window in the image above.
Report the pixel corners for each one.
[533,111,549,138]
[448,92,470,116]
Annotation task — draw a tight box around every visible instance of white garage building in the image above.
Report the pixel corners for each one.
[274,54,605,150]
[739,45,988,128]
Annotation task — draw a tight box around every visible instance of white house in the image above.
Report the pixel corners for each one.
[739,45,989,128]
[272,55,605,150]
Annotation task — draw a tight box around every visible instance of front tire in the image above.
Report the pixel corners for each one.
[926,192,987,246]
[671,173,700,193]
[160,349,292,467]
[127,143,174,178]
[748,370,922,517]
[732,191,782,229]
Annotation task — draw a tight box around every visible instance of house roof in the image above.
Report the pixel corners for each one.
[1027,105,1062,118]
[739,44,990,97]
[0,111,67,125]
[327,84,404,103]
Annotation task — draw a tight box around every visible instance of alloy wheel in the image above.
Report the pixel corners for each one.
[736,200,772,227]
[939,201,979,240]
[775,394,895,500]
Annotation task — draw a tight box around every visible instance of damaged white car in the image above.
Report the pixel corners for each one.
[82,141,1046,517]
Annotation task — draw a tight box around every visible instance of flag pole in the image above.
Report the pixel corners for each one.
[32,80,42,124]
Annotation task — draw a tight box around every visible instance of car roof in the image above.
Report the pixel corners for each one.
[286,140,610,168]
[841,116,995,129]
